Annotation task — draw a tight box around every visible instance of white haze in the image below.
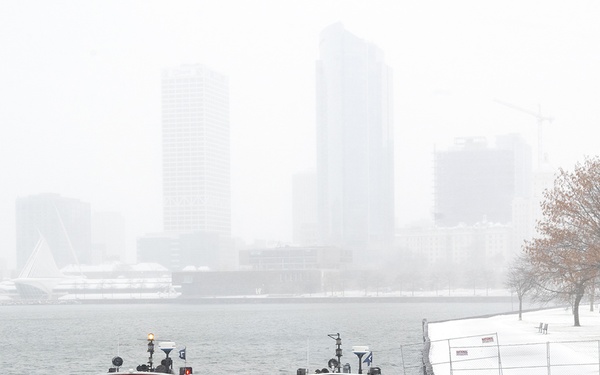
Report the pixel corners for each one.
[0,1,599,267]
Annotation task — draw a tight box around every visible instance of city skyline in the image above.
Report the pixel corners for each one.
[1,1,598,269]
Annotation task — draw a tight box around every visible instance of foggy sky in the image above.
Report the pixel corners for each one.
[1,1,599,267]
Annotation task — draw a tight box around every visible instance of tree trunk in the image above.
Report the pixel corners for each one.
[518,295,523,321]
[574,289,584,327]
[590,279,596,312]
[590,279,595,312]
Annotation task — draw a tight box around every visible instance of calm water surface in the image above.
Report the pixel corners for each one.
[0,301,527,374]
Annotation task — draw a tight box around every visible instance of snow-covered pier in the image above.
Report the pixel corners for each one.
[426,307,600,374]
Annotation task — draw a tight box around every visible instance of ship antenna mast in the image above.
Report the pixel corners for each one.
[328,333,343,373]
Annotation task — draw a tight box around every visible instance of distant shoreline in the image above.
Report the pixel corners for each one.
[175,295,515,304]
[0,294,516,305]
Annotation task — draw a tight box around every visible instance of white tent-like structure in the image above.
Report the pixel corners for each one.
[13,236,68,299]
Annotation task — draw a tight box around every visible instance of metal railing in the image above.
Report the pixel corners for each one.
[401,331,600,375]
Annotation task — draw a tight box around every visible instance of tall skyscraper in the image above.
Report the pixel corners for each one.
[16,193,91,271]
[316,23,395,263]
[161,64,231,237]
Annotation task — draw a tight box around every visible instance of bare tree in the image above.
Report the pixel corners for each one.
[505,253,536,320]
[527,235,596,325]
[526,157,600,326]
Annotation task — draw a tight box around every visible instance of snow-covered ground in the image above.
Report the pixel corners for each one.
[428,306,600,374]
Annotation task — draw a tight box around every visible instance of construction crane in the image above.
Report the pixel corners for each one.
[494,98,553,169]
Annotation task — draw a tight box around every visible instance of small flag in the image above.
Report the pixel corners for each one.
[363,352,373,366]
[179,347,186,360]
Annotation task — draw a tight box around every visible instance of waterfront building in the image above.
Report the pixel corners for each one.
[238,245,351,271]
[161,64,231,237]
[176,245,352,297]
[16,193,91,271]
[316,23,394,264]
[14,236,65,298]
[11,256,177,300]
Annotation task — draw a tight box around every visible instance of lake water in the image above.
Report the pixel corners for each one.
[0,300,529,374]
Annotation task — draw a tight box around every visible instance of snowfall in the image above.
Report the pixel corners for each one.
[427,306,600,374]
